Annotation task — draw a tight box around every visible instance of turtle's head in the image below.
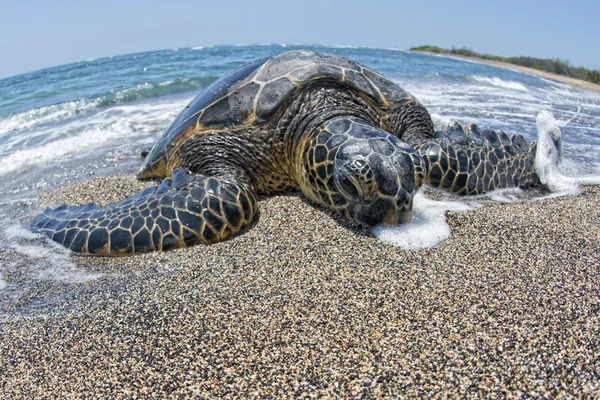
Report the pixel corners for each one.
[332,134,426,226]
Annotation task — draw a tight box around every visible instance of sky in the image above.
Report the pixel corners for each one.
[0,0,599,79]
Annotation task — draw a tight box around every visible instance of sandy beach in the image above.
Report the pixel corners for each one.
[1,176,599,397]
[414,51,600,94]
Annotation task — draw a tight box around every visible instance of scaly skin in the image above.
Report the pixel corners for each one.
[296,116,426,225]
[415,122,540,194]
[31,170,257,255]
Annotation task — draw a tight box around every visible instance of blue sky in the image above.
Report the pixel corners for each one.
[1,0,598,79]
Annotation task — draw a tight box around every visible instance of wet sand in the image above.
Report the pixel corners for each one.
[413,51,600,94]
[1,176,600,397]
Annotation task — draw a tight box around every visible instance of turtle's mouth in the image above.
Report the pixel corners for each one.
[350,197,413,227]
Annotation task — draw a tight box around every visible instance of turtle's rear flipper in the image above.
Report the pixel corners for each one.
[31,169,258,255]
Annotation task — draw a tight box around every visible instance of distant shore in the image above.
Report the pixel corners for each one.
[412,50,600,93]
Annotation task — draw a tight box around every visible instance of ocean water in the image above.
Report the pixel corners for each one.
[0,44,599,312]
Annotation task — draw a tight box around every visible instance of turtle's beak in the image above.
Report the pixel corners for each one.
[396,208,413,224]
[351,194,413,227]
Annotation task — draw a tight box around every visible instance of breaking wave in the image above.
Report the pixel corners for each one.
[0,77,213,136]
[469,75,529,91]
[415,72,532,91]
[0,99,98,136]
[0,99,187,177]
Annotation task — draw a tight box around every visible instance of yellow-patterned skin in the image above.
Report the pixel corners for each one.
[32,171,258,255]
[415,122,539,195]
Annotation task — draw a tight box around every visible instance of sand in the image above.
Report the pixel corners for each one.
[414,51,600,94]
[1,176,600,397]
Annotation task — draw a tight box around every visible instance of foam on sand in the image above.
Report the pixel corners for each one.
[2,224,103,284]
[372,192,472,249]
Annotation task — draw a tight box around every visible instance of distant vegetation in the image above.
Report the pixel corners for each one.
[410,45,600,85]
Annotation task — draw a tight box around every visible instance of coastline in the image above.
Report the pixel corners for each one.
[1,176,599,397]
[413,50,600,93]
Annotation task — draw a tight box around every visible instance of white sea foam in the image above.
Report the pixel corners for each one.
[534,110,600,194]
[0,99,99,136]
[322,44,362,49]
[4,225,38,240]
[0,278,6,291]
[482,187,526,203]
[0,78,198,138]
[373,192,473,249]
[405,82,540,129]
[12,243,103,283]
[470,76,529,92]
[0,99,187,177]
[430,113,452,131]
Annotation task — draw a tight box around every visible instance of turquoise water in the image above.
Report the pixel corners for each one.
[1,44,598,182]
[0,44,599,314]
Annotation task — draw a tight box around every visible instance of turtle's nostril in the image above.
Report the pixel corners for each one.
[396,197,411,209]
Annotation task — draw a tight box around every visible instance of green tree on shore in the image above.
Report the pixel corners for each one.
[410,45,600,85]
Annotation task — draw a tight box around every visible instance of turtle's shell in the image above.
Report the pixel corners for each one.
[140,50,413,173]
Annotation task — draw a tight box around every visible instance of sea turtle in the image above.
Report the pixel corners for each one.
[31,50,542,255]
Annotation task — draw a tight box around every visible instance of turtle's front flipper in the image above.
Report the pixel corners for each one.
[31,169,258,255]
[415,122,540,195]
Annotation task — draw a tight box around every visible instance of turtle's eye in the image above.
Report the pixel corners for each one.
[334,159,377,201]
[338,174,360,199]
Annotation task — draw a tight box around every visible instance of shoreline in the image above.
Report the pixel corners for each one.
[412,50,600,93]
[1,177,599,396]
